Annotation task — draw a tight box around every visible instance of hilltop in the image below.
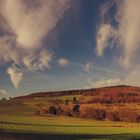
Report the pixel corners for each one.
[13,85,140,99]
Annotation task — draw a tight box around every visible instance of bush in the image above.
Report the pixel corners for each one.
[107,107,140,123]
[35,109,41,115]
[63,110,73,117]
[73,104,80,113]
[73,97,77,104]
[106,111,120,121]
[65,99,69,105]
[80,107,106,120]
[60,106,73,117]
[35,106,48,115]
[118,108,140,123]
[57,106,64,115]
[48,106,58,115]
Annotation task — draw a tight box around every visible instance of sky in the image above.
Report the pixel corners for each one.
[0,0,140,98]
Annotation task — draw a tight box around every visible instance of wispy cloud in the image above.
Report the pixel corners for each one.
[0,89,9,98]
[0,0,70,88]
[117,0,140,68]
[87,78,124,88]
[124,65,140,86]
[82,62,94,72]
[96,0,140,68]
[58,58,69,67]
[88,67,140,88]
[96,24,117,57]
[0,0,70,49]
[23,49,53,71]
[7,65,23,89]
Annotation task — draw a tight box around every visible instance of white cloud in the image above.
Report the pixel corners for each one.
[117,0,140,68]
[88,78,123,88]
[0,36,20,65]
[97,0,140,68]
[0,0,70,88]
[23,49,52,71]
[124,66,140,86]
[58,58,69,67]
[0,89,9,98]
[96,24,117,57]
[0,89,7,95]
[86,65,140,88]
[83,62,94,72]
[0,0,70,49]
[7,65,23,89]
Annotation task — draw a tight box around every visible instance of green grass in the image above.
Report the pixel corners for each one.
[0,96,140,140]
[0,115,140,135]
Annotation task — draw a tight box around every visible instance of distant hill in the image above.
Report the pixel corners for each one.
[7,85,140,123]
[13,85,140,100]
[0,97,7,102]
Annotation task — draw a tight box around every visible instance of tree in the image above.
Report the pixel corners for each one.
[73,97,77,104]
[73,104,80,114]
[65,99,69,105]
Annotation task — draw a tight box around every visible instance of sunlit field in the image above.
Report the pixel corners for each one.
[0,95,140,140]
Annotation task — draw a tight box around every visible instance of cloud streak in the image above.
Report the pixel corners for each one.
[83,62,94,72]
[94,78,123,88]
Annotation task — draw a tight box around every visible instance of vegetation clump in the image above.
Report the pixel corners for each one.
[48,106,58,115]
[80,107,106,120]
[106,107,140,123]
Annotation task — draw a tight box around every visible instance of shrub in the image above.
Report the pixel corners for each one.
[65,99,69,105]
[73,104,80,114]
[48,106,58,115]
[80,107,106,120]
[107,107,140,123]
[35,109,41,115]
[57,106,64,115]
[118,108,140,123]
[41,107,48,114]
[63,110,73,117]
[73,97,77,104]
[106,111,120,121]
[59,105,73,117]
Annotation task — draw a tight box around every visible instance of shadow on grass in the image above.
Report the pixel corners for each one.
[0,131,140,140]
[0,121,122,127]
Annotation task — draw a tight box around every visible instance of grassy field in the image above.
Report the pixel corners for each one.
[0,96,140,140]
[1,115,140,140]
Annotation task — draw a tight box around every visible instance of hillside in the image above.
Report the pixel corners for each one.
[0,85,140,139]
[13,85,140,99]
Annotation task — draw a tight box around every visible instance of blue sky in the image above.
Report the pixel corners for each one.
[0,0,140,98]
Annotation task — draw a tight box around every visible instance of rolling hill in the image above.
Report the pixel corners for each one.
[13,85,140,101]
[0,85,140,140]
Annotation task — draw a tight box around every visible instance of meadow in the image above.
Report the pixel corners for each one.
[0,89,140,140]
